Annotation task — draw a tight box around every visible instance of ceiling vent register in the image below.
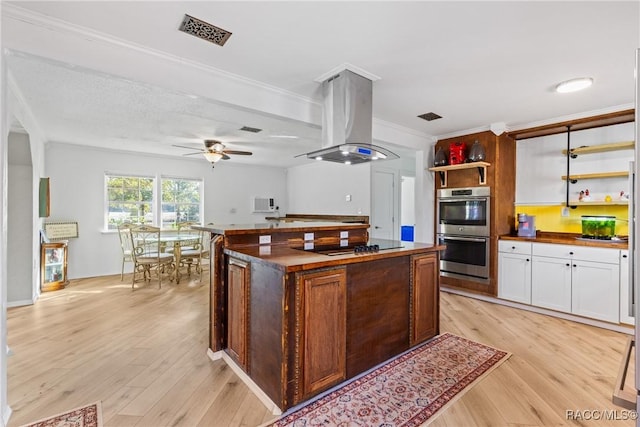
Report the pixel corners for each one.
[417,112,442,121]
[179,14,232,46]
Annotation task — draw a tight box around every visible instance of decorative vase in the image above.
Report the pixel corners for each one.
[434,147,447,166]
[449,142,466,165]
[468,140,486,162]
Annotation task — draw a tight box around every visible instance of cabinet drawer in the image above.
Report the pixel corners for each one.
[499,240,532,255]
[532,243,619,264]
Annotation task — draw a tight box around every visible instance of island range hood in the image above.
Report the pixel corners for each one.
[302,69,399,165]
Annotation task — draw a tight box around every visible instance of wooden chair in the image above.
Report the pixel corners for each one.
[175,222,209,282]
[117,223,134,281]
[129,225,174,289]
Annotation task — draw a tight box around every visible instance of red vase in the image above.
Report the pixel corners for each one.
[449,142,466,165]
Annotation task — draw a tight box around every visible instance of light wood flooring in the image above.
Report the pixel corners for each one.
[6,273,636,426]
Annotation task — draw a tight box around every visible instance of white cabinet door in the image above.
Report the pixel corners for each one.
[571,260,620,323]
[498,252,532,304]
[619,250,634,325]
[531,256,572,313]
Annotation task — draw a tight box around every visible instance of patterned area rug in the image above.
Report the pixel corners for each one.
[268,333,510,427]
[18,401,102,427]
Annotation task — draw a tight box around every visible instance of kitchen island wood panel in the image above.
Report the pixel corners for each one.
[195,222,443,412]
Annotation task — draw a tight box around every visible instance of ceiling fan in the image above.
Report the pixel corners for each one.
[173,139,252,167]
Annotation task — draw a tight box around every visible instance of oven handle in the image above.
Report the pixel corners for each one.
[437,198,487,203]
[440,236,487,243]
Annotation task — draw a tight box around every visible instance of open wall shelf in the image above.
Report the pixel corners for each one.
[428,161,491,187]
[562,171,629,183]
[562,141,634,157]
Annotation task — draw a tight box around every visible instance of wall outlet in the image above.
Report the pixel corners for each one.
[259,235,271,244]
[561,207,570,217]
[340,231,349,239]
[304,232,314,241]
[345,194,352,202]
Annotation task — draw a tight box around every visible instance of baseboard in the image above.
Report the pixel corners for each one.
[7,299,34,308]
[206,349,282,416]
[441,287,634,335]
[3,404,13,427]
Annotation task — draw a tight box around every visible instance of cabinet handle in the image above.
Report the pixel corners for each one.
[573,264,577,268]
[569,251,574,255]
[566,263,570,266]
[526,258,530,262]
[512,246,516,250]
[623,254,628,258]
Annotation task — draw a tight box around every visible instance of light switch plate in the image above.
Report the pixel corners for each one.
[304,232,314,241]
[340,231,349,238]
[304,242,314,250]
[561,207,570,217]
[259,235,271,244]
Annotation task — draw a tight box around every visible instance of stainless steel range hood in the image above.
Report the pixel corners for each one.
[302,69,399,164]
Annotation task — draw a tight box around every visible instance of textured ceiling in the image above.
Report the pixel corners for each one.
[3,1,639,167]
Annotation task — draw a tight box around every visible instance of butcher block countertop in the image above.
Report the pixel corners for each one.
[500,231,628,249]
[194,221,368,236]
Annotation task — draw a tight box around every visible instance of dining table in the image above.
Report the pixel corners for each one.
[160,233,201,284]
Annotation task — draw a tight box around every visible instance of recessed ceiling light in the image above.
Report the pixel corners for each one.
[315,156,323,161]
[555,77,594,93]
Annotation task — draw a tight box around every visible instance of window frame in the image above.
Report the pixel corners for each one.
[104,173,156,231]
[160,175,204,229]
[103,172,204,231]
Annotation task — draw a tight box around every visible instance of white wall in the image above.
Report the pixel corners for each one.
[0,15,9,421]
[7,163,31,305]
[516,122,634,205]
[401,176,415,226]
[286,161,371,215]
[45,143,288,279]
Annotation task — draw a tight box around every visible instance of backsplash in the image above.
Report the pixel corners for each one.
[514,204,629,236]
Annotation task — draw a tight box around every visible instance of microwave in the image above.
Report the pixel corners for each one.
[436,187,490,237]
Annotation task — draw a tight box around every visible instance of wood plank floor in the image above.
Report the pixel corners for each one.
[6,274,636,426]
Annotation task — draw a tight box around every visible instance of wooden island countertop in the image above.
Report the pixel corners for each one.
[196,221,443,413]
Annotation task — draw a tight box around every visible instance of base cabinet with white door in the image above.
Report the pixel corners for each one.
[498,241,532,304]
[619,250,634,325]
[499,240,621,324]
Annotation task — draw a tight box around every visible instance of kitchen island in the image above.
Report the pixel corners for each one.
[195,222,444,413]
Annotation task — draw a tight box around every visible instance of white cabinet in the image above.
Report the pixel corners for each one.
[498,241,532,304]
[571,259,619,323]
[530,243,620,322]
[619,250,634,325]
[531,256,572,313]
[498,239,623,323]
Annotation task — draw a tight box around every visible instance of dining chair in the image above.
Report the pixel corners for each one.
[129,224,175,289]
[175,222,209,281]
[117,223,134,281]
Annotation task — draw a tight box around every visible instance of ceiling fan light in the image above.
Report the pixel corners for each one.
[203,152,224,163]
[555,77,593,93]
[315,156,323,161]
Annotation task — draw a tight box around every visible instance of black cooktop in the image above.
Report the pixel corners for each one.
[294,238,404,256]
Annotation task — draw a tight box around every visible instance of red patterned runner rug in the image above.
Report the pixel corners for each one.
[18,401,102,427]
[267,333,511,427]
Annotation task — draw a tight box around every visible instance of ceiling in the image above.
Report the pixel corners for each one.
[3,1,638,168]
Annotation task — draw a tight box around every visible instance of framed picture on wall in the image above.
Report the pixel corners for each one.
[39,177,50,218]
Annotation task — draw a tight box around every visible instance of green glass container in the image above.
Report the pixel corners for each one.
[581,215,616,240]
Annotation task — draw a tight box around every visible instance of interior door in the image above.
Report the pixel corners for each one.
[372,170,395,240]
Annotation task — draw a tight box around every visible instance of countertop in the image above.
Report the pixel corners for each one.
[500,231,628,249]
[192,221,368,236]
[224,240,445,273]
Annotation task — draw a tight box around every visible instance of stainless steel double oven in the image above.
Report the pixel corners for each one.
[436,187,490,283]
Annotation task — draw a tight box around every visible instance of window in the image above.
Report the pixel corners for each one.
[161,177,203,229]
[105,175,154,230]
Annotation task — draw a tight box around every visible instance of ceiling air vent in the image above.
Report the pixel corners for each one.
[417,112,442,121]
[239,126,262,133]
[179,14,232,47]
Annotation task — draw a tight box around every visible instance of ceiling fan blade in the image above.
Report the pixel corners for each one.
[221,154,231,160]
[223,150,253,156]
[173,144,203,151]
[182,152,203,156]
